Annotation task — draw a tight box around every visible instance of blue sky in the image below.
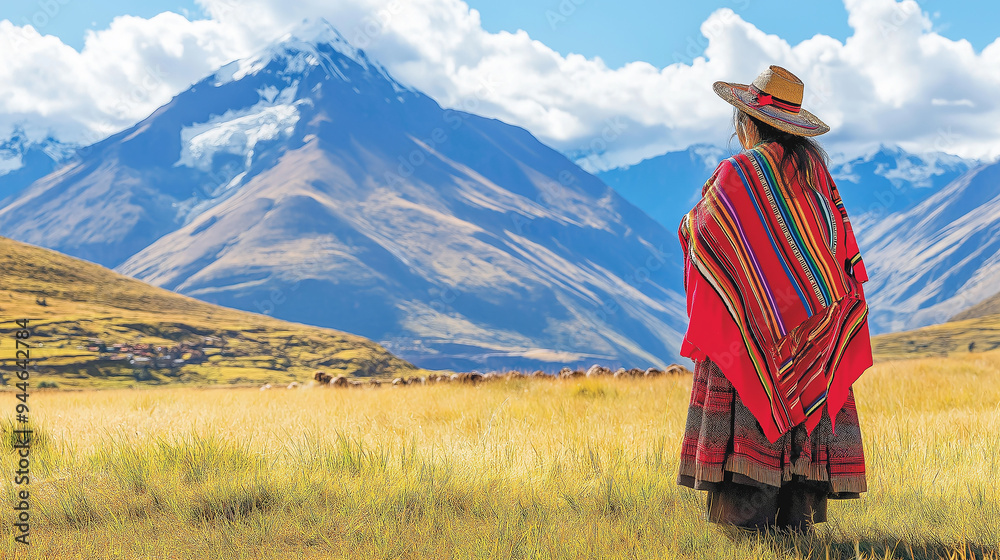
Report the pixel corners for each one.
[4,1,203,50]
[3,0,1000,167]
[6,0,1000,68]
[469,0,1000,68]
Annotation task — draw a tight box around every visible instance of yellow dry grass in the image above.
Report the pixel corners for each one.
[0,351,997,558]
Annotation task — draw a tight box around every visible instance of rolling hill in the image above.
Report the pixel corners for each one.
[871,312,1000,361]
[0,235,424,388]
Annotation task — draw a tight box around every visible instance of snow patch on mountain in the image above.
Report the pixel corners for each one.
[0,131,77,176]
[171,83,308,225]
[176,86,304,174]
[876,153,973,188]
[830,146,974,189]
[212,18,387,86]
[0,153,21,175]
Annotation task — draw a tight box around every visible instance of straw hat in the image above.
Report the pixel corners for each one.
[713,65,829,137]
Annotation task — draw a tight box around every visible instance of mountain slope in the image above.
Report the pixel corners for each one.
[596,145,724,234]
[0,20,688,371]
[596,144,987,335]
[0,131,76,204]
[857,162,1000,333]
[0,236,422,388]
[951,291,1000,322]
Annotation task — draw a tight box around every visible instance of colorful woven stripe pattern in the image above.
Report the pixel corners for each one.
[676,357,867,495]
[679,142,874,444]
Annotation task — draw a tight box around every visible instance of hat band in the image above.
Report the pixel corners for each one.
[748,85,802,114]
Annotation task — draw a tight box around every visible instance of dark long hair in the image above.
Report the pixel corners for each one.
[731,107,829,187]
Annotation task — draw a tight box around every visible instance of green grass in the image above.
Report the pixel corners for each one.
[0,351,997,559]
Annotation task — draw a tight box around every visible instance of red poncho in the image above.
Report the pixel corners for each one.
[679,142,873,444]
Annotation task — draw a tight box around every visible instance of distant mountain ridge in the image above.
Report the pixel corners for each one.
[828,146,975,231]
[951,291,1000,322]
[0,19,688,372]
[859,161,1000,333]
[0,129,76,205]
[596,144,975,236]
[596,143,990,336]
[596,144,724,234]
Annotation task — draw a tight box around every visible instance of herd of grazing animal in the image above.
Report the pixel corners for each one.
[257,364,691,390]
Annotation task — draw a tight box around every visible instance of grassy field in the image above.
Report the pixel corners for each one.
[0,236,429,388]
[0,351,997,559]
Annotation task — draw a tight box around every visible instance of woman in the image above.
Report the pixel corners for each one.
[675,66,874,536]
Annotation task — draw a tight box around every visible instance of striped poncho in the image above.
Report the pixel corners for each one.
[678,142,873,444]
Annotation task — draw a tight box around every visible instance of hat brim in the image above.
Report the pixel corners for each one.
[713,81,830,137]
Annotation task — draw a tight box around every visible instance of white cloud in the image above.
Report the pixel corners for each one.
[0,12,251,145]
[1,0,1000,171]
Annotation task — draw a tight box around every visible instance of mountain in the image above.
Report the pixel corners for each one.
[828,146,974,231]
[951,290,1000,322]
[858,161,1000,333]
[0,235,422,388]
[597,144,975,238]
[596,144,724,235]
[0,19,688,372]
[596,144,987,335]
[0,130,76,204]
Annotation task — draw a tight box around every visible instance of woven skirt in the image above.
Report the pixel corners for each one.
[676,357,867,529]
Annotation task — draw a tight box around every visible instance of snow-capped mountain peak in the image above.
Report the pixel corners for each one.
[0,18,689,372]
[213,17,411,96]
[280,17,361,59]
